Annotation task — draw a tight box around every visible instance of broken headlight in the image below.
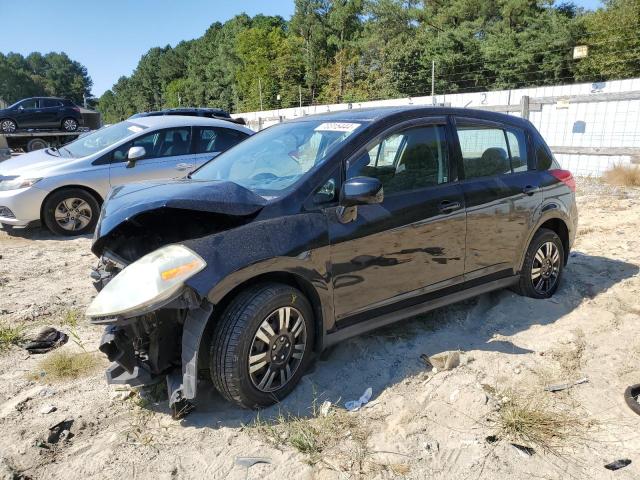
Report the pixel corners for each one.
[86,244,206,321]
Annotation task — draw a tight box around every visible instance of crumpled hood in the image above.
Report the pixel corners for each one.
[93,178,267,249]
[0,149,86,178]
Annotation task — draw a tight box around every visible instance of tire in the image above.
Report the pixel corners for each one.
[62,117,79,132]
[514,228,564,299]
[210,283,315,409]
[42,188,100,236]
[26,138,48,152]
[0,119,17,133]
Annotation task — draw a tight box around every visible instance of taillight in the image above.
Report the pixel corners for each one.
[72,106,81,113]
[550,169,575,192]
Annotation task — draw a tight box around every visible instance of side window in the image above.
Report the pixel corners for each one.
[506,129,528,172]
[456,123,511,178]
[195,127,248,154]
[43,99,62,108]
[347,124,449,195]
[19,99,39,109]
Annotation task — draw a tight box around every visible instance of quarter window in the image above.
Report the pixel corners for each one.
[456,122,529,178]
[347,124,449,195]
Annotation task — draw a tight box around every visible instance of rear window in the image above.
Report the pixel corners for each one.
[43,99,63,108]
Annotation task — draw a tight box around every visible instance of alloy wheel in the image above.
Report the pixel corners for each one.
[1,120,16,133]
[531,241,561,294]
[248,306,307,393]
[63,119,78,131]
[54,198,92,231]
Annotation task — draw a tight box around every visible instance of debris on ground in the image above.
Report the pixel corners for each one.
[544,377,589,392]
[604,459,631,471]
[23,327,68,354]
[345,387,373,411]
[511,443,535,457]
[422,350,471,372]
[235,457,272,468]
[47,419,74,444]
[39,404,56,414]
[624,384,640,416]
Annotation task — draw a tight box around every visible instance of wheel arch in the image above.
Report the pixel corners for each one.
[0,117,18,128]
[518,213,571,272]
[196,270,325,373]
[39,184,105,224]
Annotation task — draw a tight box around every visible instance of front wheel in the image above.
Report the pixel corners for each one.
[62,118,78,132]
[514,228,564,299]
[0,119,17,133]
[42,188,100,236]
[209,283,314,409]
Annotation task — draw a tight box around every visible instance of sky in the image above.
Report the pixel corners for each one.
[1,0,602,98]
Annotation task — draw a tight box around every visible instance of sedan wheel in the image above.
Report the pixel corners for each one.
[210,283,314,408]
[42,188,100,236]
[531,241,561,295]
[514,228,564,299]
[248,306,307,393]
[54,198,93,232]
[1,119,17,133]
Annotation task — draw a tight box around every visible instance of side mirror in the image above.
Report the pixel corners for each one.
[126,146,145,168]
[17,105,24,111]
[340,176,383,207]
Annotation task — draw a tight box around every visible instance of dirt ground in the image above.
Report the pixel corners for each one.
[1,178,640,480]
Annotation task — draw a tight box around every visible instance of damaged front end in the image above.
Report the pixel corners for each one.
[87,244,212,418]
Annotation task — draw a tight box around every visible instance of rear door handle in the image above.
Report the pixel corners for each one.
[176,163,194,170]
[522,185,540,196]
[438,200,462,214]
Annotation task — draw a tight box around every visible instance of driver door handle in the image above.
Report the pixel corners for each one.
[438,200,462,214]
[522,185,540,196]
[176,163,194,170]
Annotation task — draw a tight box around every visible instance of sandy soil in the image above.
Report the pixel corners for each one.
[1,179,640,479]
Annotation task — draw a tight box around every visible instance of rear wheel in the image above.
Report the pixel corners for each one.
[26,138,48,152]
[62,118,78,132]
[209,283,314,409]
[42,188,100,236]
[0,119,17,133]
[514,228,564,298]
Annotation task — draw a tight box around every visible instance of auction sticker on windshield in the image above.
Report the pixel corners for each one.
[314,122,361,132]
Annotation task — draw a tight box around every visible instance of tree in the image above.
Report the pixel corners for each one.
[575,0,640,81]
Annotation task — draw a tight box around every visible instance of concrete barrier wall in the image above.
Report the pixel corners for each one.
[232,78,640,176]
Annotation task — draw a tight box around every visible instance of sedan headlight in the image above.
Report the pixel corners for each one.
[0,177,42,191]
[86,244,206,320]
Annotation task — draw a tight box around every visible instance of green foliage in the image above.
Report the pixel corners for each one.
[94,0,639,122]
[0,51,92,105]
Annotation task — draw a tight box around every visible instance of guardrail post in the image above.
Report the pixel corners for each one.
[520,95,530,120]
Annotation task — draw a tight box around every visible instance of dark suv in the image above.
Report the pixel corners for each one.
[0,97,83,133]
[85,107,577,415]
[130,107,245,125]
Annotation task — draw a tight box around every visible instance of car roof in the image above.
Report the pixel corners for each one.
[129,114,253,133]
[289,106,531,129]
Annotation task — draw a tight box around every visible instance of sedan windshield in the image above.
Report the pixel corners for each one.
[191,120,365,196]
[55,121,148,158]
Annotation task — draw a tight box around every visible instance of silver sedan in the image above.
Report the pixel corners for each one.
[0,115,253,235]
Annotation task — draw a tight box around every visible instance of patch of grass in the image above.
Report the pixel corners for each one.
[492,388,591,454]
[0,325,23,351]
[33,350,100,381]
[61,309,80,327]
[603,164,640,187]
[549,329,586,376]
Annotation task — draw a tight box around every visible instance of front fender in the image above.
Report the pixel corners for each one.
[182,211,332,321]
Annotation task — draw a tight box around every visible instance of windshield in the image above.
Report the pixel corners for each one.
[191,120,365,196]
[55,121,148,158]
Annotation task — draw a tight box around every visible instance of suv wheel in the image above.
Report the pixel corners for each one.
[1,119,17,133]
[210,283,314,408]
[42,188,100,236]
[515,228,564,299]
[62,118,78,132]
